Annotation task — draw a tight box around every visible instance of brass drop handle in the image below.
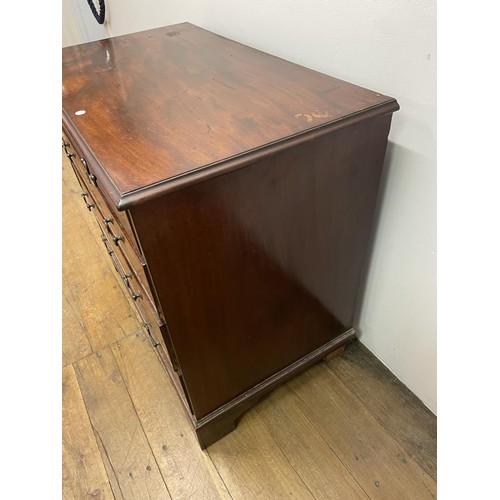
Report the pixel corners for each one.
[62,141,72,156]
[80,157,91,175]
[131,291,141,301]
[88,172,98,186]
[101,234,114,255]
[81,192,94,211]
[103,217,114,232]
[112,235,124,245]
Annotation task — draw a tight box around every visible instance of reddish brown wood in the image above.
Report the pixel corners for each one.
[323,345,346,362]
[62,127,143,256]
[62,22,397,207]
[62,22,399,447]
[131,113,393,419]
[194,329,355,448]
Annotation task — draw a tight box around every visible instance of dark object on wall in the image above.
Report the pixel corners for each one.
[86,0,105,24]
[62,22,399,448]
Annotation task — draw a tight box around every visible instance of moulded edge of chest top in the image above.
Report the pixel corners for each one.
[63,98,399,212]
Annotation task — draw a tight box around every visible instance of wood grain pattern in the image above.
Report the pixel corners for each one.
[325,341,437,480]
[111,330,231,500]
[62,22,397,199]
[256,385,369,499]
[62,365,112,499]
[287,363,437,499]
[93,428,126,500]
[62,291,92,367]
[131,114,393,420]
[75,348,171,499]
[207,409,316,499]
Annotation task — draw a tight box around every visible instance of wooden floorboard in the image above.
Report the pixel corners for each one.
[112,331,231,500]
[62,154,437,499]
[207,408,315,499]
[256,386,369,499]
[325,341,437,480]
[287,364,436,499]
[75,347,172,499]
[93,424,126,500]
[62,291,92,368]
[62,364,113,499]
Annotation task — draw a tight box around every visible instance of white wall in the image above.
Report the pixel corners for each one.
[62,0,82,47]
[62,0,109,46]
[62,0,436,413]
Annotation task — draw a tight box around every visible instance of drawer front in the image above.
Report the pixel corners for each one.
[63,131,190,414]
[97,213,190,411]
[62,133,141,257]
[69,157,162,320]
[62,134,77,164]
[99,226,146,307]
[97,213,155,309]
[79,168,156,308]
[133,288,180,373]
[133,294,193,413]
[101,207,160,317]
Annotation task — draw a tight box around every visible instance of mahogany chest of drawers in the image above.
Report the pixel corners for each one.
[62,22,399,447]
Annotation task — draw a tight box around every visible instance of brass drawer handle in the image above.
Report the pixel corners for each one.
[81,192,94,211]
[80,157,90,175]
[88,172,98,186]
[62,141,73,157]
[101,234,114,255]
[146,325,160,347]
[103,217,114,232]
[131,291,141,301]
[112,235,124,245]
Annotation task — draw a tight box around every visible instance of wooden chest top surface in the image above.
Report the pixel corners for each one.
[62,22,397,202]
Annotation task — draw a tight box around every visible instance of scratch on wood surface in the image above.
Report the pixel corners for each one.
[295,110,331,123]
[92,424,126,500]
[121,422,140,469]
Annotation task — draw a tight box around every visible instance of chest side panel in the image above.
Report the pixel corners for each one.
[131,114,393,419]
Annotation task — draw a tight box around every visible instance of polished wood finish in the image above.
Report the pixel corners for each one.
[62,22,399,446]
[62,22,398,208]
[130,113,392,424]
